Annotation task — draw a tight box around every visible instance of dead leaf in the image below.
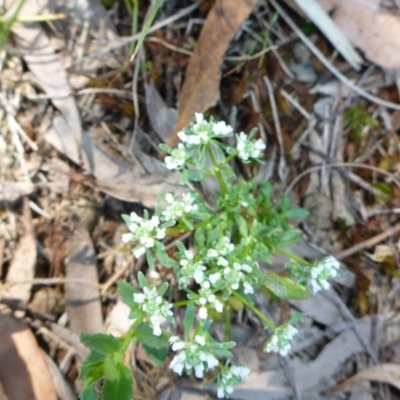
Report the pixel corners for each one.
[64,218,104,334]
[6,0,83,161]
[46,115,184,208]
[168,0,258,147]
[367,244,394,263]
[145,82,177,141]
[332,363,400,393]
[0,181,35,202]
[4,200,36,305]
[332,2,400,69]
[0,309,58,400]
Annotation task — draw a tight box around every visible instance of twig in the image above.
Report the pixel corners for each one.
[334,222,400,261]
[280,356,302,400]
[268,0,400,111]
[321,290,378,364]
[264,75,287,180]
[73,3,198,65]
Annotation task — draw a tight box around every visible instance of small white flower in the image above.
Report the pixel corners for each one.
[217,364,250,398]
[164,143,187,170]
[231,365,250,378]
[309,256,341,294]
[209,272,221,285]
[162,192,198,222]
[199,306,208,319]
[213,120,233,136]
[236,132,266,162]
[264,325,298,356]
[170,336,185,351]
[195,112,204,124]
[169,333,219,378]
[207,249,219,258]
[195,335,206,346]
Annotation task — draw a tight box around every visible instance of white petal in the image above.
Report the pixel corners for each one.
[199,306,208,319]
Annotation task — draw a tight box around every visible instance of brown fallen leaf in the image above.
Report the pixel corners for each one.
[0,308,58,400]
[167,0,258,147]
[332,2,400,69]
[46,115,184,208]
[330,363,400,394]
[3,199,36,305]
[64,217,104,334]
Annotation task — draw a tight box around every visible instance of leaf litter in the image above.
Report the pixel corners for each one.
[2,0,400,399]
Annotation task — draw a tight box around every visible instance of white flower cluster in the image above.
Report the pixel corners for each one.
[161,193,198,222]
[209,261,255,294]
[236,132,266,162]
[122,213,165,258]
[133,286,174,336]
[178,112,233,146]
[289,256,341,294]
[165,143,186,170]
[169,335,219,378]
[264,324,298,357]
[197,280,224,319]
[217,365,250,398]
[310,256,340,293]
[177,250,206,288]
[207,236,234,266]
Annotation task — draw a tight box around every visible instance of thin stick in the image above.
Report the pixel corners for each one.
[268,0,400,111]
[334,222,400,260]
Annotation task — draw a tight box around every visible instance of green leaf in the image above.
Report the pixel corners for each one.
[159,281,169,297]
[155,245,178,268]
[194,228,205,248]
[118,281,136,309]
[102,363,133,400]
[121,214,131,226]
[146,249,155,269]
[80,384,100,400]
[142,344,168,365]
[137,271,148,288]
[285,208,309,220]
[104,355,120,381]
[207,227,220,246]
[159,143,171,152]
[180,169,188,185]
[264,274,308,300]
[184,303,196,340]
[181,217,194,230]
[234,213,248,237]
[80,333,121,354]
[79,351,105,380]
[134,323,170,349]
[187,170,208,182]
[288,312,305,325]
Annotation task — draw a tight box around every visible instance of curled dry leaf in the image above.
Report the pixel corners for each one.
[168,0,258,147]
[331,363,400,393]
[46,116,183,207]
[0,309,58,400]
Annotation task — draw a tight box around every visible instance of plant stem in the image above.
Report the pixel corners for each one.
[119,316,145,358]
[173,299,192,307]
[225,307,231,341]
[207,147,227,195]
[278,248,313,266]
[232,291,276,330]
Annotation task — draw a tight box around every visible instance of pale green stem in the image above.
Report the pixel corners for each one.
[278,248,313,266]
[232,291,276,330]
[207,147,227,195]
